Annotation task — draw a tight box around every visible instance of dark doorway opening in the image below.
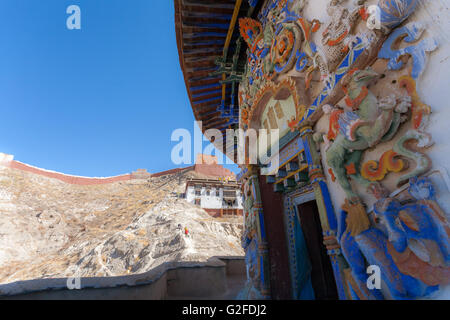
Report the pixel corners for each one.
[297,200,339,300]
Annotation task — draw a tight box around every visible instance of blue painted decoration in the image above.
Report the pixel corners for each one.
[339,177,450,300]
[379,22,438,80]
[378,0,418,30]
[303,36,367,121]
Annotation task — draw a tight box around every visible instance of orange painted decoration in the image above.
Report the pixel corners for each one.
[311,19,321,33]
[326,30,349,46]
[345,86,369,110]
[241,109,249,126]
[399,76,431,129]
[361,150,405,181]
[359,7,369,21]
[346,163,357,175]
[288,117,298,131]
[328,109,344,141]
[298,18,311,41]
[387,241,450,286]
[328,168,336,182]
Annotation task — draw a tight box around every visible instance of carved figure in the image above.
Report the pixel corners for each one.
[325,68,411,201]
[374,177,450,286]
[240,180,262,298]
[339,209,437,299]
[338,177,449,300]
[318,0,365,78]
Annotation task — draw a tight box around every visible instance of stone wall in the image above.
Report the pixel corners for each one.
[0,257,245,300]
[0,153,236,186]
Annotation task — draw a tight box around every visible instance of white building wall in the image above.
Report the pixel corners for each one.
[200,187,223,209]
[185,184,243,210]
[186,186,195,204]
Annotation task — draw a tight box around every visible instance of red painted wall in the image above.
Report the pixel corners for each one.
[3,158,234,186]
[194,164,234,177]
[8,161,133,185]
[258,174,292,300]
[203,208,243,218]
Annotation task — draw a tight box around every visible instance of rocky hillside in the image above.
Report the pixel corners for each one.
[0,166,243,284]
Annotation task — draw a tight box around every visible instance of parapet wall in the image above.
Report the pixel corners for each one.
[0,257,245,300]
[7,160,133,186]
[0,153,235,186]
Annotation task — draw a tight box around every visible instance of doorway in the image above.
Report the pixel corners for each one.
[296,200,339,300]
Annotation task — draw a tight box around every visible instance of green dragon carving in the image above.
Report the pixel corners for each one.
[323,68,412,201]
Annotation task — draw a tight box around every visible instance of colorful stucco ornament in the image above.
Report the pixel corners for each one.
[378,22,439,80]
[238,0,323,125]
[318,0,367,79]
[336,174,450,300]
[361,150,405,182]
[240,179,263,299]
[325,68,411,202]
[378,0,419,31]
[357,75,433,187]
[398,75,431,130]
[374,177,450,288]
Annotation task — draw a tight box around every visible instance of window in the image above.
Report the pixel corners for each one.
[216,190,220,197]
[206,190,210,196]
[194,199,201,206]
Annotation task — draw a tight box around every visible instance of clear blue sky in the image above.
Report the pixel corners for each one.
[0,0,238,176]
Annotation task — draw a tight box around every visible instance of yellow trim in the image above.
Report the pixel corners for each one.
[221,0,243,102]
[276,164,309,184]
[267,149,305,176]
[224,0,243,56]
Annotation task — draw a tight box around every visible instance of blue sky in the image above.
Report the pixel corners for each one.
[0,0,238,176]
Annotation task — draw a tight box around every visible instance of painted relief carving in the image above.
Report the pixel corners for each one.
[338,177,450,300]
[392,129,433,186]
[378,22,439,80]
[323,68,411,201]
[240,179,263,299]
[237,0,447,300]
[361,150,405,182]
[318,0,366,79]
[374,177,450,287]
[360,0,419,33]
[320,56,446,299]
[243,77,306,132]
[377,0,419,32]
[239,0,321,130]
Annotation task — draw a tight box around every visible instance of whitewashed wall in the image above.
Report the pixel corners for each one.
[301,0,450,214]
[186,186,243,210]
[304,0,450,299]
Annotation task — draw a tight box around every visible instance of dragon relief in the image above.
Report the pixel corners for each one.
[315,46,445,299]
[321,68,411,204]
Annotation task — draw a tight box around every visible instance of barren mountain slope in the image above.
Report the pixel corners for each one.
[0,166,243,284]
